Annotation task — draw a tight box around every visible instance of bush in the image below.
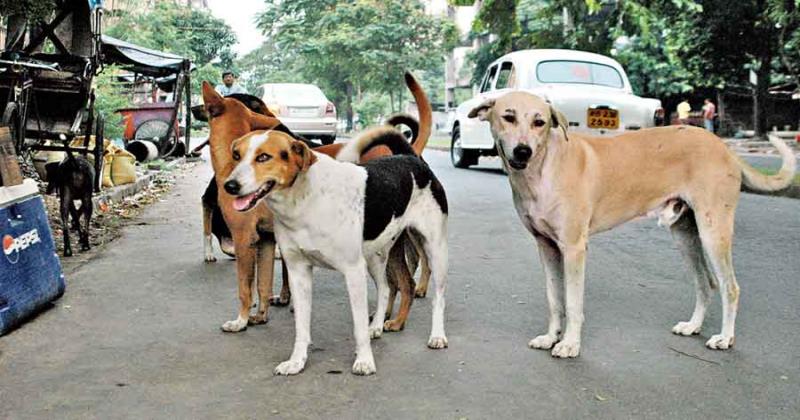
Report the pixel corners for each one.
[93,66,131,140]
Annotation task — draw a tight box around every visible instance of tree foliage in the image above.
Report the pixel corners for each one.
[465,0,800,135]
[253,0,457,129]
[105,1,237,91]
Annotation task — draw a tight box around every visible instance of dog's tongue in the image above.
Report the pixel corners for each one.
[233,193,257,211]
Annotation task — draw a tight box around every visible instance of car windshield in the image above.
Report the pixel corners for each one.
[535,60,624,88]
[262,84,327,102]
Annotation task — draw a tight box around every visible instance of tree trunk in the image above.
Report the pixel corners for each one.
[753,55,771,138]
[345,81,354,132]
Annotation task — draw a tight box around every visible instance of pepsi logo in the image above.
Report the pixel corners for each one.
[3,229,41,264]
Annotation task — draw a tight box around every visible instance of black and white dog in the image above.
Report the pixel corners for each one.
[46,147,95,257]
[223,127,449,376]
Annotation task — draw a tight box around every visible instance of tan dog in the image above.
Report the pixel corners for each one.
[469,91,796,358]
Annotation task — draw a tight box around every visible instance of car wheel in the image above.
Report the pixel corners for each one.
[320,135,335,145]
[450,127,477,168]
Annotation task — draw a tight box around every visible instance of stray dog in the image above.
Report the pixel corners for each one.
[201,72,433,332]
[223,128,449,376]
[46,147,95,257]
[469,91,796,357]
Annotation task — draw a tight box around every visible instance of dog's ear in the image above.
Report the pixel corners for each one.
[291,140,317,172]
[202,81,225,118]
[549,105,569,141]
[468,99,495,121]
[251,114,283,131]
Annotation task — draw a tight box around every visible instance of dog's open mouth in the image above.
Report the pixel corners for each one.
[232,180,276,212]
[508,159,528,170]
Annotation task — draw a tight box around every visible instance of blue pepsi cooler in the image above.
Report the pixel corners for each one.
[0,179,65,335]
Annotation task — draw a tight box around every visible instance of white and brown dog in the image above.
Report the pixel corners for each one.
[469,91,796,358]
[223,128,449,375]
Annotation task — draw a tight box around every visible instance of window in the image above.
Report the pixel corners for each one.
[494,62,515,90]
[480,64,498,93]
[535,60,624,88]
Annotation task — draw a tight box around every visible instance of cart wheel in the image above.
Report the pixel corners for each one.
[2,102,24,154]
[134,118,176,156]
[94,114,104,192]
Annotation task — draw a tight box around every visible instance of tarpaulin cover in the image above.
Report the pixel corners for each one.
[101,35,190,77]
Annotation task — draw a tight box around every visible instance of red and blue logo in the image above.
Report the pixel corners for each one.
[3,229,41,264]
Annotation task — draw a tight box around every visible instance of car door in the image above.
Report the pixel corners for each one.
[460,61,516,149]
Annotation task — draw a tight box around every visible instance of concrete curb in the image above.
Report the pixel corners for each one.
[93,157,185,210]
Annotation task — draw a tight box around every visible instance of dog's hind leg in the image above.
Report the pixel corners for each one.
[78,200,92,251]
[529,234,564,350]
[694,203,740,350]
[366,253,390,339]
[222,237,256,332]
[413,217,448,349]
[670,209,714,336]
[408,232,431,298]
[270,258,291,306]
[202,202,216,262]
[251,239,276,325]
[384,237,415,332]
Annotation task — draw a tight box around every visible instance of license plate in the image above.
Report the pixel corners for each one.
[289,107,319,118]
[587,108,619,129]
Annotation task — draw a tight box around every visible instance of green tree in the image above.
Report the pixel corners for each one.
[256,0,457,129]
[105,1,237,91]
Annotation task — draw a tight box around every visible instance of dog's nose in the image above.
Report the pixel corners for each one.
[224,180,241,195]
[512,144,532,162]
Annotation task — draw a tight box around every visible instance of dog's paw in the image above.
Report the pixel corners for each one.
[221,317,248,333]
[63,249,73,257]
[204,254,217,263]
[351,358,376,376]
[383,319,405,332]
[528,334,558,350]
[427,336,448,349]
[705,334,734,350]
[274,359,305,376]
[80,243,90,252]
[269,296,290,307]
[414,287,427,298]
[672,321,701,336]
[248,313,268,325]
[551,340,580,358]
[369,326,383,339]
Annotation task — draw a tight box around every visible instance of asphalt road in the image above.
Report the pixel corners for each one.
[1,151,799,419]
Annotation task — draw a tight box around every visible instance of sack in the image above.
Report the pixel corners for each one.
[102,153,114,188]
[110,149,137,186]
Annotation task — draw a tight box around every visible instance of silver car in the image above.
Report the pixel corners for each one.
[255,83,338,144]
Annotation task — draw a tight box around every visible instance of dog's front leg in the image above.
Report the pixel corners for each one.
[344,261,376,375]
[60,191,73,257]
[529,235,564,350]
[274,256,312,376]
[551,243,586,358]
[221,238,255,332]
[79,201,92,251]
[366,254,390,339]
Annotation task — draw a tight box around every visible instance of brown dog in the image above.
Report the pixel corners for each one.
[469,91,796,357]
[201,72,433,332]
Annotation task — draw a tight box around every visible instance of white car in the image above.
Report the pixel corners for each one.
[255,83,338,145]
[451,49,664,168]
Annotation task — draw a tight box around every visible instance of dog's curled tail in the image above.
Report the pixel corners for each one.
[736,134,797,191]
[337,126,415,163]
[385,113,419,143]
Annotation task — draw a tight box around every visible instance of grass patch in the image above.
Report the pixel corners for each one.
[755,168,800,186]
